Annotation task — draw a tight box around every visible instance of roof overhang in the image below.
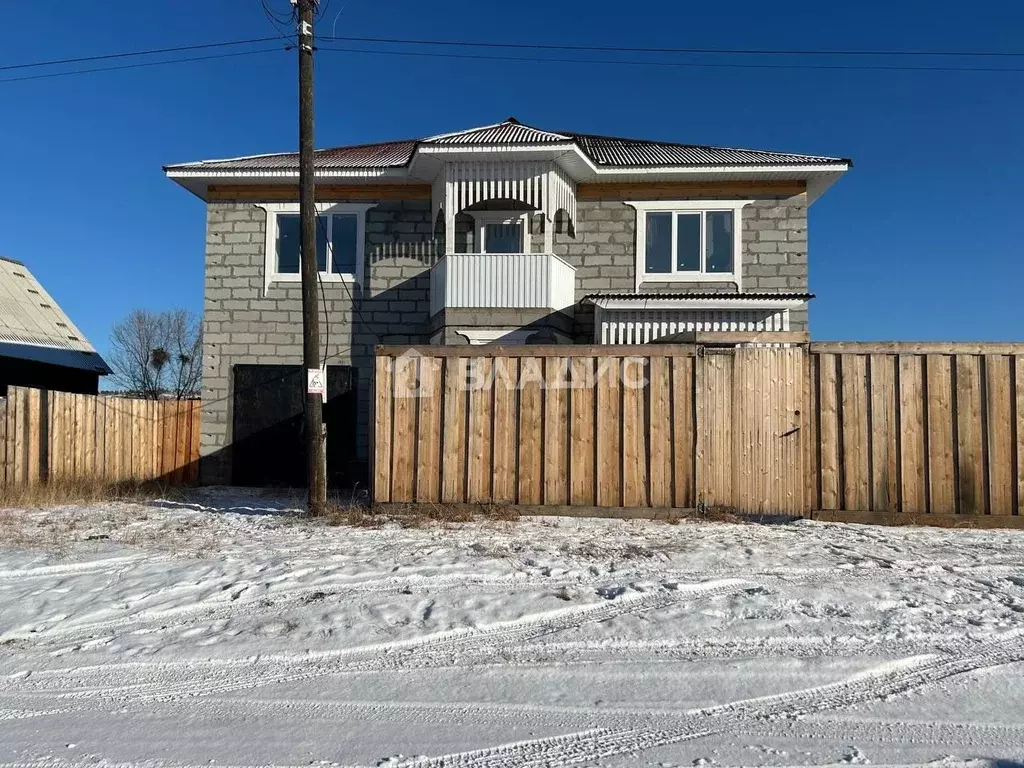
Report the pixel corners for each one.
[163,167,414,199]
[0,341,112,374]
[165,137,850,203]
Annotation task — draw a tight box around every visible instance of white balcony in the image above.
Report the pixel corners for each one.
[429,253,576,316]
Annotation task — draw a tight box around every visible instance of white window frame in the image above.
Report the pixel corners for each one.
[468,211,532,255]
[256,202,377,294]
[625,200,751,291]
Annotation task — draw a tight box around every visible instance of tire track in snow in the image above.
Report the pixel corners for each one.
[154,695,1024,754]
[0,555,146,581]
[132,578,757,703]
[3,579,757,704]
[2,571,557,650]
[407,634,1024,767]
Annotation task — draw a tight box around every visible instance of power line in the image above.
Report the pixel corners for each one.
[0,37,283,73]
[0,47,289,84]
[321,35,1024,59]
[317,45,1024,73]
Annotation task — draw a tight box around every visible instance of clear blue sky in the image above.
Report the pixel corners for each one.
[1,0,1022,355]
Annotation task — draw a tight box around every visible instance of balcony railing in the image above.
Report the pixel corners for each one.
[429,253,576,316]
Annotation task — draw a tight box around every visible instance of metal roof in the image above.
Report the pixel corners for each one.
[570,134,843,168]
[428,119,570,145]
[0,257,111,374]
[165,118,848,173]
[167,140,418,172]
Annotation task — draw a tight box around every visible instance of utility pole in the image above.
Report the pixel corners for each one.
[296,0,327,515]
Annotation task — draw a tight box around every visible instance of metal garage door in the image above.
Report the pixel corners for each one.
[232,365,357,488]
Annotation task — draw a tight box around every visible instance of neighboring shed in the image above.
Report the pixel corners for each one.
[0,257,110,395]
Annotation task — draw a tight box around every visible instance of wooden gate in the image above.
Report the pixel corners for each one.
[698,347,807,515]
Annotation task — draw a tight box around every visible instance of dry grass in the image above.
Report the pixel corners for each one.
[0,478,184,510]
[0,480,213,557]
[313,501,520,529]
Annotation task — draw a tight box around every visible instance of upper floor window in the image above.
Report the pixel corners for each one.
[626,200,751,291]
[275,213,358,275]
[257,202,376,294]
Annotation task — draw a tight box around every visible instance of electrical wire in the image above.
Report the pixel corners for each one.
[0,47,289,84]
[0,37,283,72]
[316,45,1024,73]
[320,35,1024,58]
[260,0,296,44]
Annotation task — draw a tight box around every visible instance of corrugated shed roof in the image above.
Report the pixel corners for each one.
[0,257,111,374]
[585,292,815,301]
[165,119,848,173]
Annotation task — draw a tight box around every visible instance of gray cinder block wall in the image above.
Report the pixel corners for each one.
[199,191,808,485]
[201,199,437,485]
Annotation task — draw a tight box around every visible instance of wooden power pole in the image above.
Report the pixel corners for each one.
[296,0,327,514]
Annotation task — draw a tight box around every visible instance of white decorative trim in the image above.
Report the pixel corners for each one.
[625,200,752,292]
[456,328,534,345]
[589,296,806,310]
[594,305,794,344]
[455,328,573,345]
[255,202,377,295]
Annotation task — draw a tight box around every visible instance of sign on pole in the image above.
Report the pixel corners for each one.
[307,367,327,403]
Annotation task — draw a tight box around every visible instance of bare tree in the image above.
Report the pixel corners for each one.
[109,309,202,399]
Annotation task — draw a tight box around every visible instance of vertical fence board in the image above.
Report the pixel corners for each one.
[12,388,25,485]
[441,357,467,503]
[570,357,596,506]
[956,355,985,515]
[373,356,393,503]
[95,399,107,482]
[898,355,927,515]
[782,347,805,514]
[840,355,870,510]
[986,355,1013,515]
[491,357,518,504]
[467,358,493,503]
[390,355,419,502]
[25,388,41,485]
[926,356,956,515]
[1017,356,1024,516]
[543,357,568,505]
[699,353,734,510]
[621,356,647,507]
[648,356,671,507]
[518,357,543,505]
[595,358,621,507]
[415,357,443,503]
[817,354,840,510]
[671,356,695,509]
[869,355,898,512]
[731,349,754,512]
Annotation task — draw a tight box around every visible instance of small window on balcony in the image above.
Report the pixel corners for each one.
[484,221,523,254]
[471,211,531,255]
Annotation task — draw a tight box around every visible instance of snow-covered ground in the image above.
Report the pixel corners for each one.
[2,490,1024,768]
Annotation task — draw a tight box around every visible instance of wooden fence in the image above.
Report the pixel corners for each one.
[372,344,807,516]
[373,343,1024,526]
[0,387,200,487]
[808,343,1024,525]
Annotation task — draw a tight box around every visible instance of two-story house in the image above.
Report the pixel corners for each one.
[165,118,850,487]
